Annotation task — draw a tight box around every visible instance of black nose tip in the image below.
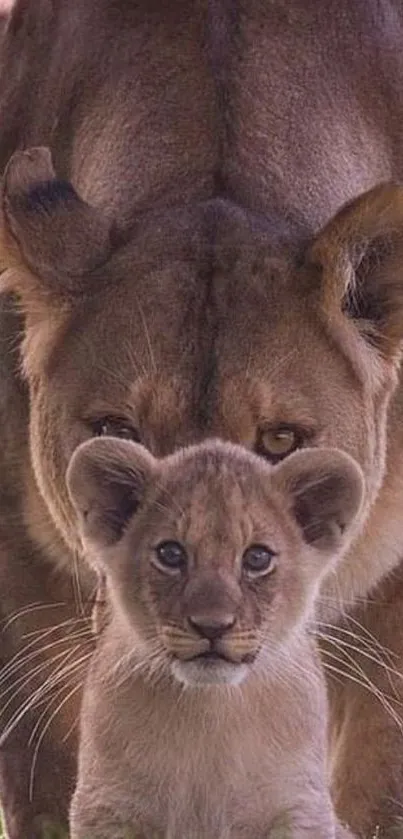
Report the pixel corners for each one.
[188,615,235,641]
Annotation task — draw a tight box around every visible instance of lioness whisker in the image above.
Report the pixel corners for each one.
[344,613,398,661]
[0,634,92,710]
[28,652,91,748]
[317,621,397,663]
[0,626,92,688]
[22,615,91,640]
[134,298,157,375]
[321,650,403,733]
[0,647,87,732]
[320,643,399,701]
[123,335,147,379]
[62,711,80,745]
[317,627,397,669]
[29,681,83,803]
[0,615,91,680]
[0,647,92,745]
[316,630,401,696]
[0,645,84,709]
[0,601,67,633]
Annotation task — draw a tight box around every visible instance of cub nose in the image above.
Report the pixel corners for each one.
[188,615,235,641]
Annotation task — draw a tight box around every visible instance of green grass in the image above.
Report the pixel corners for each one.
[0,815,71,838]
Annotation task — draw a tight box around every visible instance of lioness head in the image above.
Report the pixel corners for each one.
[1,147,403,613]
[66,438,363,686]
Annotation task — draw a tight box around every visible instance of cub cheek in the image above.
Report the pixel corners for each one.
[148,577,184,620]
[246,583,298,640]
[242,579,277,623]
[263,584,314,635]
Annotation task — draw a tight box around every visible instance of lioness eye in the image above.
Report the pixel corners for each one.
[155,541,187,573]
[242,545,277,577]
[91,417,140,442]
[256,425,300,463]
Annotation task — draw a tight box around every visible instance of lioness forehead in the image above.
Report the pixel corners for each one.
[53,201,359,456]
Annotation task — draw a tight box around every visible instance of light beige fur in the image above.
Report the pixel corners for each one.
[67,438,363,839]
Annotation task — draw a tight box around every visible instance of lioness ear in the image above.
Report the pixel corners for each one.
[309,184,403,360]
[66,438,157,552]
[272,448,364,553]
[0,146,113,303]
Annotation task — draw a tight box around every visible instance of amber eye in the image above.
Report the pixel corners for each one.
[90,417,140,442]
[242,545,277,577]
[256,425,300,463]
[154,541,188,573]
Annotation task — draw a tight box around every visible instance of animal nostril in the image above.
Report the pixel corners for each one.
[188,615,235,641]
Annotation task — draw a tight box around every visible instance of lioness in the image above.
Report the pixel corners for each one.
[66,437,362,839]
[2,1,403,837]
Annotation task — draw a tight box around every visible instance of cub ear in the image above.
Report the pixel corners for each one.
[272,448,364,553]
[308,184,403,361]
[0,146,114,304]
[66,438,157,552]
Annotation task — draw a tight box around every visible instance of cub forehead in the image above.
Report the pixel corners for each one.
[151,440,287,531]
[159,440,275,495]
[132,440,290,561]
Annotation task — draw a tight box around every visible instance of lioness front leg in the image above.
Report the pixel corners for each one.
[335,823,356,839]
[268,801,355,839]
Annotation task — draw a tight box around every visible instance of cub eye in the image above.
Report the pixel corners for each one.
[91,417,139,442]
[242,544,277,578]
[256,425,300,463]
[154,541,187,573]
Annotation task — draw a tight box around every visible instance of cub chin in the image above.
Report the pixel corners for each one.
[67,438,363,839]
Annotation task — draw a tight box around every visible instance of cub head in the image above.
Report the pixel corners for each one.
[1,146,403,612]
[67,438,364,687]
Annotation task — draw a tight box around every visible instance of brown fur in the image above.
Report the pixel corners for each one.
[1,2,403,836]
[67,437,362,839]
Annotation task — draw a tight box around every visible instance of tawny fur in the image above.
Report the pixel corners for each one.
[1,2,403,837]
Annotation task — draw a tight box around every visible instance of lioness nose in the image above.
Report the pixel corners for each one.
[188,615,235,640]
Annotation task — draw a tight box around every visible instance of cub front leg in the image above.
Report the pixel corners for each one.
[70,820,146,839]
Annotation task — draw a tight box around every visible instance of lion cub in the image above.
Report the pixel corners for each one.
[67,438,362,839]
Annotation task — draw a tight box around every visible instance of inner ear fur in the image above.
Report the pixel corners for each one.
[272,447,364,553]
[66,437,157,550]
[308,183,403,359]
[0,146,114,302]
